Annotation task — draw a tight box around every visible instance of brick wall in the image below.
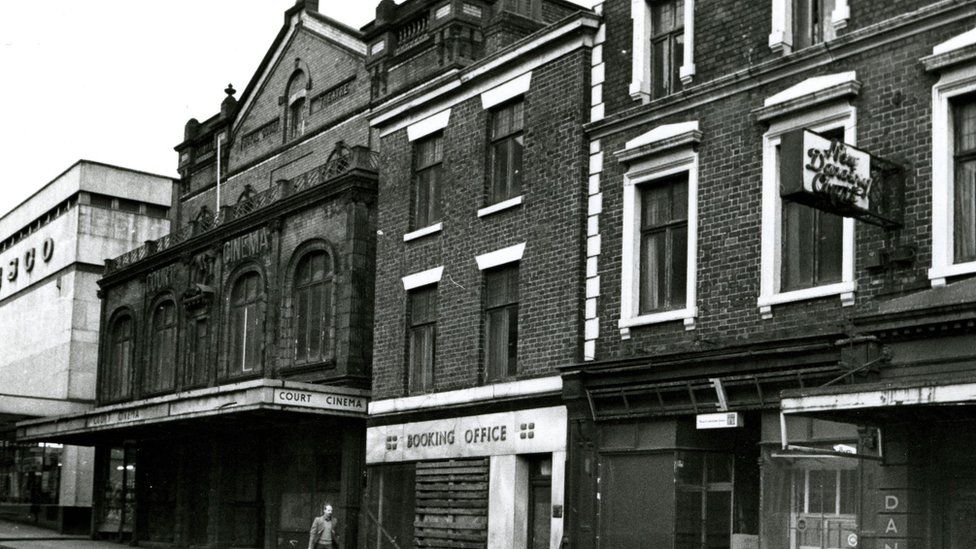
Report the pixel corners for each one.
[178,24,371,228]
[96,184,376,405]
[371,48,591,400]
[590,0,975,361]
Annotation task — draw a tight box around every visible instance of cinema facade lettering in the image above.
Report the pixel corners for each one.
[18,380,370,441]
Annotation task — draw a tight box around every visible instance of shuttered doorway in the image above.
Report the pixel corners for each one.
[414,458,489,549]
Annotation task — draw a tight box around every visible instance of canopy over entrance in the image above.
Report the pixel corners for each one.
[15,379,369,446]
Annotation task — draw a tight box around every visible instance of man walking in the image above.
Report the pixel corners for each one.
[308,503,339,549]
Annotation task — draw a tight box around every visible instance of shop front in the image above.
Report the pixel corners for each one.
[780,377,976,549]
[560,343,863,549]
[363,405,567,549]
[16,380,368,549]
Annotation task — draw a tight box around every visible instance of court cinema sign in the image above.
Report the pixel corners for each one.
[779,129,903,229]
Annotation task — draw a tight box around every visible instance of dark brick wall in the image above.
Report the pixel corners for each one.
[230,28,368,170]
[591,1,975,361]
[371,49,591,400]
[96,187,376,405]
[599,0,947,119]
[178,24,371,227]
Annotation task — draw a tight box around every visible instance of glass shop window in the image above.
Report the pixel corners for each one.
[675,452,734,549]
[762,451,859,549]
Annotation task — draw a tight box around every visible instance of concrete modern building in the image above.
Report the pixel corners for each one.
[0,160,174,532]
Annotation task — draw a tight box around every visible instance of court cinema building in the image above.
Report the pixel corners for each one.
[17,2,377,547]
[0,160,174,532]
[558,0,976,548]
[361,1,598,548]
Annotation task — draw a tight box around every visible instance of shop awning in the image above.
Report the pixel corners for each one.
[782,375,976,417]
[15,379,369,445]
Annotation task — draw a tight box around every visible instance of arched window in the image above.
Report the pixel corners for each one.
[145,300,177,393]
[103,315,134,401]
[286,71,308,140]
[294,251,334,364]
[229,272,264,374]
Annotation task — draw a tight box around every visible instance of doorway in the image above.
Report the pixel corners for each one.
[527,455,552,549]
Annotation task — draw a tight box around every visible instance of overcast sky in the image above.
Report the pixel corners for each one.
[0,1,382,218]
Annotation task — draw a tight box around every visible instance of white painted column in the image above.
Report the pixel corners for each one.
[58,445,95,507]
[488,455,529,549]
[768,0,793,53]
[679,0,696,84]
[629,0,651,101]
[549,451,566,549]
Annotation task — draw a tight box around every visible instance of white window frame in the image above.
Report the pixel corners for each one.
[759,103,857,318]
[768,0,850,54]
[629,0,695,103]
[619,141,699,336]
[929,62,976,286]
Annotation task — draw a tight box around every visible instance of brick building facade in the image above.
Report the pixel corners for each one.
[13,0,976,548]
[360,1,596,548]
[18,3,376,548]
[560,0,976,548]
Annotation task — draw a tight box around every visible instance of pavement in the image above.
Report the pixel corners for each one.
[0,520,122,549]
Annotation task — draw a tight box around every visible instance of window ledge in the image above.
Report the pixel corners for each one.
[618,307,697,338]
[928,262,976,287]
[758,281,856,319]
[478,195,523,218]
[403,222,443,242]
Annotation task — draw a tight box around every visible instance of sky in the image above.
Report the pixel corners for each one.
[0,1,381,218]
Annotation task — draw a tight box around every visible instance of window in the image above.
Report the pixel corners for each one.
[286,71,308,140]
[484,264,519,381]
[413,134,444,229]
[639,174,689,313]
[674,452,734,549]
[780,128,844,292]
[763,455,858,549]
[630,0,694,102]
[488,100,524,204]
[618,121,699,335]
[294,251,334,364]
[792,0,836,50]
[407,286,437,393]
[758,90,856,315]
[229,272,263,375]
[102,315,134,401]
[953,93,976,263]
[145,301,177,393]
[650,0,684,99]
[290,98,306,139]
[184,316,210,388]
